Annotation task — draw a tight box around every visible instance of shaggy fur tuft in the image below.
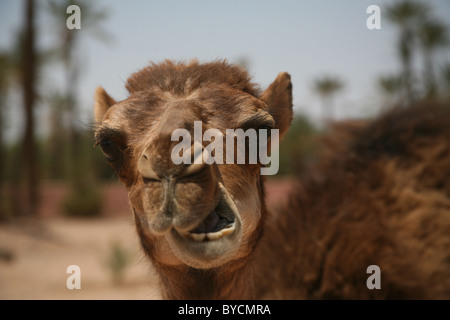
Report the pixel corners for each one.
[255,102,450,299]
[125,59,260,97]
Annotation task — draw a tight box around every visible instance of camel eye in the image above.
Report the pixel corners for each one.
[258,124,273,141]
[99,138,121,162]
[260,124,272,134]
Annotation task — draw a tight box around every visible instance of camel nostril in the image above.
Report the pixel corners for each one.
[137,151,159,181]
[183,161,207,178]
[179,141,208,178]
[143,177,159,184]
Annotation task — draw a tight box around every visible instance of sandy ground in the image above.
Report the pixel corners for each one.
[0,217,162,300]
[0,179,293,300]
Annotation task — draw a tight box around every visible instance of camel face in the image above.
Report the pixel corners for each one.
[94,61,293,270]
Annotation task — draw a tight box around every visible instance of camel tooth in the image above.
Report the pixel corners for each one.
[206,230,224,241]
[221,226,235,236]
[187,225,235,242]
[190,233,206,242]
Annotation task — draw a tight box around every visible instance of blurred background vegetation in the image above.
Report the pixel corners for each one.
[0,0,449,220]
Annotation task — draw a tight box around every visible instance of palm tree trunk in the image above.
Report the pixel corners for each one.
[321,96,334,121]
[0,91,4,220]
[64,41,83,190]
[423,49,436,98]
[21,0,39,216]
[400,30,415,105]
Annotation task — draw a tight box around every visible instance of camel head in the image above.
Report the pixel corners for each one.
[93,60,292,270]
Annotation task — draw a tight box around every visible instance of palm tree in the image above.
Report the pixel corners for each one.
[442,63,450,98]
[21,0,38,216]
[313,76,344,120]
[46,91,69,180]
[378,74,405,107]
[417,19,449,98]
[47,0,111,155]
[47,0,111,215]
[386,0,429,104]
[46,0,111,163]
[0,53,12,219]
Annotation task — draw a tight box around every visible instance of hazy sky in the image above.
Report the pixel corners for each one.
[1,0,449,140]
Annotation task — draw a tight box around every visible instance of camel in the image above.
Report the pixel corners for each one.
[93,60,450,299]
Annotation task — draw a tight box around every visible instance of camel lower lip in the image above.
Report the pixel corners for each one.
[167,216,242,269]
[173,185,237,242]
[162,181,243,268]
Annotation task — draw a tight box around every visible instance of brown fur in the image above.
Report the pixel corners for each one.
[125,59,260,97]
[94,60,450,299]
[94,60,291,299]
[255,103,450,299]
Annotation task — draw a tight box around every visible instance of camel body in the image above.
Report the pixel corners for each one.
[94,60,450,299]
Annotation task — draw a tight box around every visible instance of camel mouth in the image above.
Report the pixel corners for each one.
[179,205,236,242]
[167,183,242,269]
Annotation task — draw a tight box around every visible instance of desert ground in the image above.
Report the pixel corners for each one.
[0,180,292,300]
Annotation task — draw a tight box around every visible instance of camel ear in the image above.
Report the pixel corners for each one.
[94,86,116,123]
[260,72,293,139]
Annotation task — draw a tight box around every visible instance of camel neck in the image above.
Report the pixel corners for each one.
[157,259,254,299]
